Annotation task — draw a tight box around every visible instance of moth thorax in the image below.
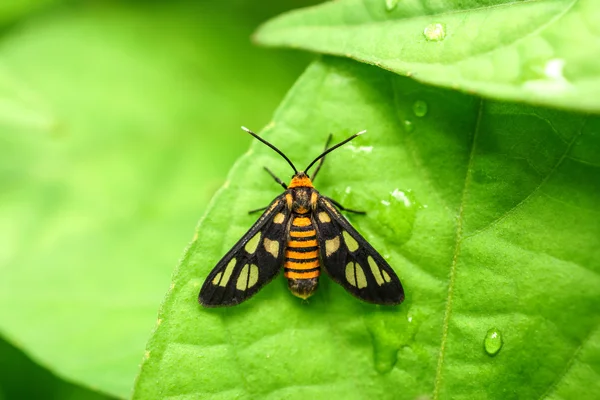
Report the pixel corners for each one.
[288,277,319,300]
[292,188,313,213]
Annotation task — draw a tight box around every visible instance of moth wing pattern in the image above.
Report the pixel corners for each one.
[314,197,404,305]
[199,195,290,307]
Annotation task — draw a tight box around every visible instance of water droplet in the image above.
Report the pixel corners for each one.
[385,0,400,11]
[423,23,446,42]
[412,100,428,117]
[367,316,401,373]
[403,119,414,132]
[522,58,571,94]
[329,185,419,248]
[391,188,413,207]
[484,327,503,356]
[369,188,419,246]
[366,308,422,374]
[544,58,566,80]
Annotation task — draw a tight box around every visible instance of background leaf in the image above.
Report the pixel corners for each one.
[255,0,600,113]
[133,56,600,399]
[0,0,61,26]
[0,336,115,400]
[0,1,316,397]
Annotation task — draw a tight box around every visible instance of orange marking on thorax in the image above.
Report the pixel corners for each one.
[287,239,318,248]
[296,206,309,214]
[286,249,319,259]
[293,217,312,227]
[290,230,316,238]
[310,192,318,206]
[285,269,320,279]
[288,175,314,188]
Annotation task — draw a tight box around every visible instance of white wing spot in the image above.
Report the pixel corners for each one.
[382,270,391,283]
[342,231,359,252]
[264,238,280,258]
[318,212,331,223]
[236,264,250,290]
[245,232,261,254]
[273,213,285,224]
[217,259,236,287]
[345,262,357,287]
[212,272,223,285]
[325,237,340,256]
[248,264,259,288]
[368,256,384,286]
[345,261,367,289]
[355,263,367,289]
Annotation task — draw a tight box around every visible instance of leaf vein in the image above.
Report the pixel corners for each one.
[432,98,484,399]
[464,118,586,240]
[537,323,600,400]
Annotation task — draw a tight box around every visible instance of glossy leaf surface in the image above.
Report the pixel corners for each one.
[134,57,600,399]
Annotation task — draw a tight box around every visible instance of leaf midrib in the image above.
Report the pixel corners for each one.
[432,107,588,398]
[432,98,484,399]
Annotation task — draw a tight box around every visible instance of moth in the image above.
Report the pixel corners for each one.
[199,127,404,307]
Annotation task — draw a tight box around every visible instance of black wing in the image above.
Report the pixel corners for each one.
[199,195,291,307]
[314,196,404,305]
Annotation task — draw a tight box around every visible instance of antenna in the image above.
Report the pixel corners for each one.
[241,126,298,174]
[304,130,366,174]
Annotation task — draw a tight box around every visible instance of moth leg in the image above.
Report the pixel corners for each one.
[249,168,286,214]
[326,197,366,215]
[264,167,287,190]
[310,134,333,182]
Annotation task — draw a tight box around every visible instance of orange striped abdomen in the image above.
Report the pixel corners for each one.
[284,215,320,299]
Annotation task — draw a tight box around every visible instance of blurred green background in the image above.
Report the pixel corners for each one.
[0,0,320,398]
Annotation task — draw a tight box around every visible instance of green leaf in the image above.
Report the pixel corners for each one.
[133,56,600,399]
[255,0,600,113]
[0,2,311,398]
[0,336,116,400]
[0,0,61,26]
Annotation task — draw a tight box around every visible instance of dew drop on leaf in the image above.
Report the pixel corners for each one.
[329,184,419,247]
[412,100,428,117]
[423,23,446,42]
[374,188,418,246]
[385,0,400,11]
[522,58,571,94]
[484,327,503,356]
[403,119,414,132]
[367,318,400,374]
[366,308,422,374]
